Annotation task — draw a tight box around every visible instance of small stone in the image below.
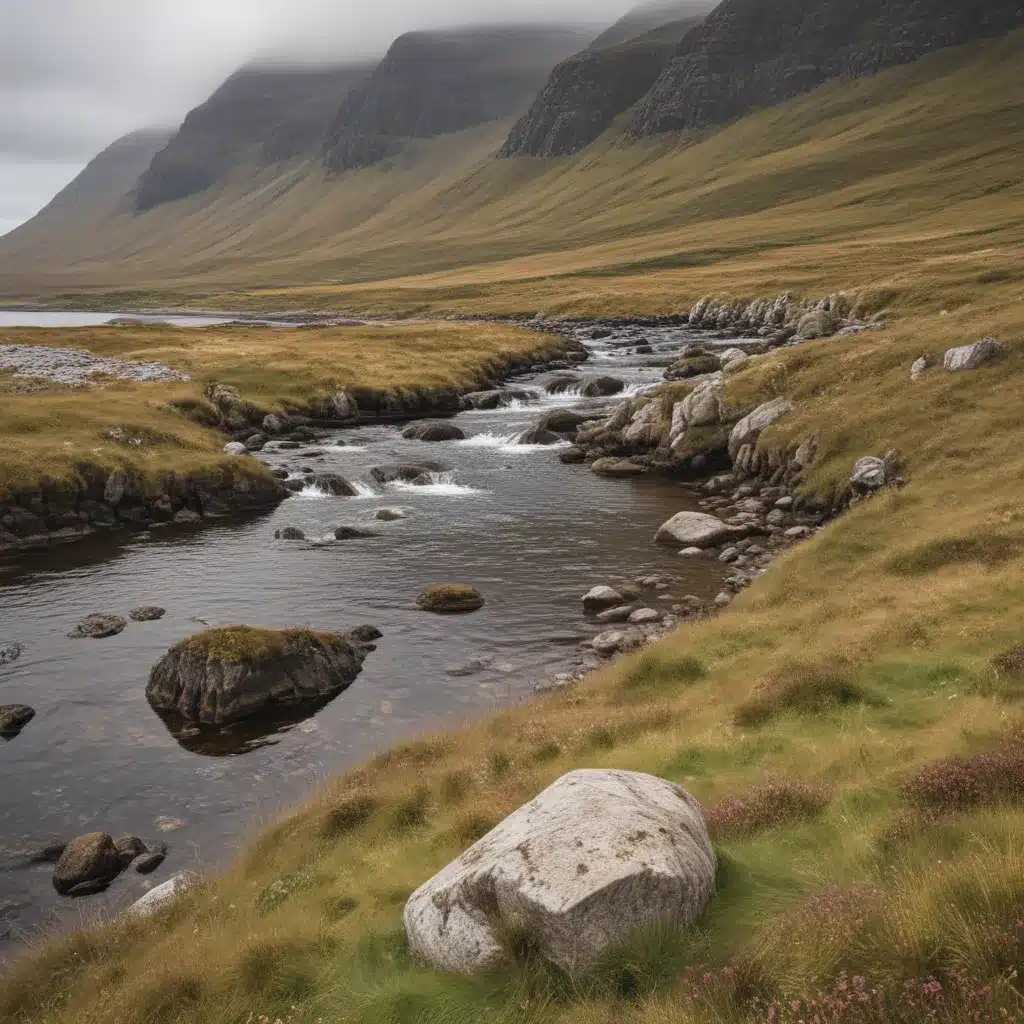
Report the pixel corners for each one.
[851,456,887,492]
[135,844,168,875]
[223,442,248,456]
[679,547,705,557]
[417,586,485,615]
[714,592,732,608]
[173,509,201,524]
[130,606,166,622]
[596,605,634,624]
[68,614,127,639]
[719,547,739,563]
[629,609,662,625]
[375,508,408,521]
[0,641,22,665]
[275,526,306,541]
[591,629,644,657]
[114,837,147,867]
[910,356,933,380]
[582,586,624,612]
[785,526,811,539]
[774,496,793,509]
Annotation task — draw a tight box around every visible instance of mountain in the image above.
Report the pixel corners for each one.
[629,0,1024,138]
[135,63,374,211]
[588,0,714,50]
[0,128,171,261]
[323,27,592,172]
[498,14,704,159]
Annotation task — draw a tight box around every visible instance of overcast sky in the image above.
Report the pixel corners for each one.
[0,0,631,236]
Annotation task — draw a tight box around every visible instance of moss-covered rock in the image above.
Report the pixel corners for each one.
[146,626,373,726]
[417,585,485,615]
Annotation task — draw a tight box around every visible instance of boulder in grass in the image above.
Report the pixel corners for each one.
[728,399,792,459]
[417,586,485,615]
[146,626,372,726]
[402,421,466,442]
[127,872,198,917]
[943,338,1003,372]
[851,456,887,492]
[404,769,716,974]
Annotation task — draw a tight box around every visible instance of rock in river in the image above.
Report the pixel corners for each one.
[146,625,372,726]
[0,705,35,737]
[0,641,22,665]
[590,458,646,478]
[404,769,716,973]
[68,614,127,639]
[312,473,359,496]
[130,606,166,622]
[334,526,379,540]
[655,512,742,549]
[275,526,306,541]
[517,425,563,446]
[582,586,623,611]
[402,421,467,442]
[52,833,124,896]
[580,375,625,398]
[417,586,485,615]
[375,508,409,521]
[370,462,447,485]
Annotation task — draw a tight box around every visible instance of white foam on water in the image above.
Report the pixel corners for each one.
[350,480,381,498]
[460,431,522,448]
[390,471,486,496]
[332,443,367,452]
[295,483,332,499]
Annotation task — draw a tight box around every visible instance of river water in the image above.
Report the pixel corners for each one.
[0,321,728,961]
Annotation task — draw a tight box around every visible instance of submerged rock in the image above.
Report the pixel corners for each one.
[590,457,647,478]
[402,421,467,442]
[275,526,306,541]
[417,586,485,615]
[538,408,591,434]
[334,526,379,540]
[130,606,166,622]
[146,626,371,726]
[404,769,716,973]
[375,508,409,521]
[0,705,35,737]
[68,614,127,639]
[52,833,124,896]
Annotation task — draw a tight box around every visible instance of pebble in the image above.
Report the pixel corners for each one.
[0,344,190,386]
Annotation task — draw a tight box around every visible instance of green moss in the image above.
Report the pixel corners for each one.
[175,626,344,665]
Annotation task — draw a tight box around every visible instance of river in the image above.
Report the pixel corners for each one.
[0,319,729,962]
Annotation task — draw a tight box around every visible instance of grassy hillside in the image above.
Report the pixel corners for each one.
[2,29,1024,1024]
[0,31,1021,311]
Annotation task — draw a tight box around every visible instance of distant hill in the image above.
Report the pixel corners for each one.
[323,27,591,172]
[588,0,715,50]
[629,0,1024,137]
[135,63,374,211]
[0,129,171,260]
[498,14,703,159]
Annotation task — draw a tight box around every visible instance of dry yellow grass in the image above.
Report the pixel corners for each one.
[0,321,566,496]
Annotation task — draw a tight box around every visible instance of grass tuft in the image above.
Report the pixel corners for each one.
[734,661,877,727]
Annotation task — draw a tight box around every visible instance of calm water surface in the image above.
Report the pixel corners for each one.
[0,321,733,959]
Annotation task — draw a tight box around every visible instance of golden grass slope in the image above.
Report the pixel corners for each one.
[0,30,1022,315]
[0,321,565,497]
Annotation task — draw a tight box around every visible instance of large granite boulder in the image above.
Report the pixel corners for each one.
[52,833,124,896]
[943,338,1003,372]
[655,511,741,549]
[127,872,198,917]
[146,626,372,726]
[728,398,792,459]
[404,769,716,973]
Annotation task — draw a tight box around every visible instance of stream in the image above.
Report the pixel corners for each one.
[0,319,734,961]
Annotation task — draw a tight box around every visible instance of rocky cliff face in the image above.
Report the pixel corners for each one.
[135,63,373,211]
[588,0,715,50]
[628,0,1024,138]
[323,27,589,172]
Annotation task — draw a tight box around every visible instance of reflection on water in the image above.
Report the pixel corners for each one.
[0,320,736,956]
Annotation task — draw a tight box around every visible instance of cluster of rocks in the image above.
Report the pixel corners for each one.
[0,464,287,554]
[50,832,168,897]
[685,292,881,344]
[0,344,191,386]
[67,606,166,640]
[912,337,1005,379]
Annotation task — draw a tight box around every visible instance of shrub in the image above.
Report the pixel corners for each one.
[902,744,1024,815]
[992,646,1024,679]
[735,661,874,726]
[704,778,831,837]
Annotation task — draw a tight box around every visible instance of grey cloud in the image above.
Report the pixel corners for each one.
[0,0,629,233]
